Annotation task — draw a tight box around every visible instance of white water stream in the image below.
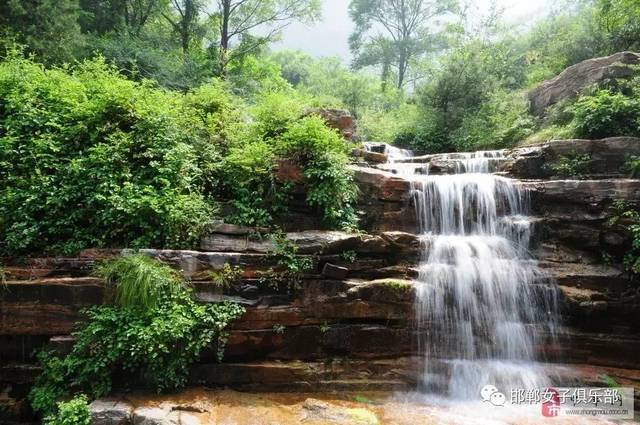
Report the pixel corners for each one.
[389,147,560,400]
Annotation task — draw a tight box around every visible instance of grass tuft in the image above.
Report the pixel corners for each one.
[95,254,185,310]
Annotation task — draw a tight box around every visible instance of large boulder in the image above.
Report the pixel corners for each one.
[90,400,134,425]
[528,51,640,116]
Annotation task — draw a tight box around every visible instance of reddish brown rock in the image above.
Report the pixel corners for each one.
[304,108,357,140]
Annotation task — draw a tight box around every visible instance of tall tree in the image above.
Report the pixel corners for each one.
[596,0,640,51]
[79,0,166,35]
[349,0,457,88]
[214,0,321,74]
[0,0,83,64]
[162,0,204,52]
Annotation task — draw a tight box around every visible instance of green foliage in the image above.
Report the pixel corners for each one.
[0,0,83,64]
[222,140,287,227]
[272,324,286,334]
[250,91,307,140]
[348,0,457,88]
[452,89,535,151]
[278,117,359,230]
[0,56,219,256]
[84,32,216,91]
[570,89,640,139]
[596,0,640,52]
[209,263,244,289]
[319,322,331,333]
[260,231,313,292]
[599,373,621,388]
[622,155,640,178]
[341,250,357,263]
[43,395,91,425]
[608,200,640,274]
[353,395,374,405]
[545,153,593,178]
[358,100,419,143]
[96,254,186,310]
[30,256,245,417]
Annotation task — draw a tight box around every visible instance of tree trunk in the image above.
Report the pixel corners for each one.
[397,51,407,88]
[219,0,231,75]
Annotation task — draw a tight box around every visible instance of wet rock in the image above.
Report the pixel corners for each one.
[528,51,640,116]
[300,399,379,424]
[188,359,417,391]
[352,148,388,164]
[132,407,200,425]
[503,137,640,179]
[322,263,348,279]
[523,178,640,222]
[90,399,133,425]
[208,221,269,235]
[351,166,411,203]
[200,230,385,255]
[132,407,170,425]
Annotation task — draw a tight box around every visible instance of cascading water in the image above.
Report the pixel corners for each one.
[403,150,560,400]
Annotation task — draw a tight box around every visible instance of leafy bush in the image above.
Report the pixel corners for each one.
[43,395,91,425]
[221,140,290,227]
[0,56,219,255]
[259,231,313,292]
[358,102,420,143]
[545,153,592,178]
[570,89,640,138]
[250,91,307,140]
[622,155,640,177]
[452,90,535,151]
[209,263,244,289]
[608,200,640,274]
[30,256,244,417]
[277,117,359,230]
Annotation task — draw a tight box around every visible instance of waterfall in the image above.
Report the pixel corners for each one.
[405,151,559,400]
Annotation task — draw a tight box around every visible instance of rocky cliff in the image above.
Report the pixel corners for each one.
[1,138,640,423]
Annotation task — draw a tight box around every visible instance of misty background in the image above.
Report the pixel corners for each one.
[275,0,553,61]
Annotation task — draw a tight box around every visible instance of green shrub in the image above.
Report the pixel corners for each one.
[259,231,313,292]
[277,117,359,230]
[453,90,535,151]
[622,155,640,177]
[222,140,291,227]
[43,395,91,425]
[250,91,307,140]
[608,200,640,274]
[209,263,244,289]
[30,256,245,417]
[0,56,219,255]
[545,153,592,178]
[570,89,640,138]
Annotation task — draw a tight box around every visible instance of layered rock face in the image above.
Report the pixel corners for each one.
[527,51,640,116]
[2,138,640,422]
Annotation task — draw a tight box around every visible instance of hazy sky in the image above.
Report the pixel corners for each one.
[273,0,552,62]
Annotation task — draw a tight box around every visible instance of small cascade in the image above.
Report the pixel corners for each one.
[452,150,506,174]
[400,147,560,400]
